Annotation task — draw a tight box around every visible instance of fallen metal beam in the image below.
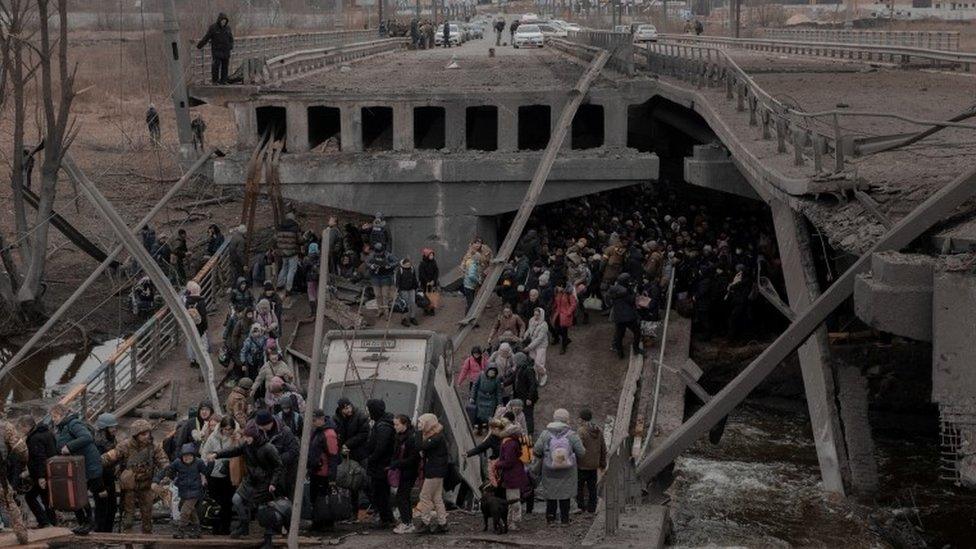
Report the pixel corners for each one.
[853,189,893,229]
[63,154,223,416]
[757,275,796,321]
[0,151,214,383]
[109,379,171,419]
[636,164,976,482]
[20,185,119,268]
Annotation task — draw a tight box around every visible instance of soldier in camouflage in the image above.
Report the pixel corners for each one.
[101,419,169,533]
[0,419,28,545]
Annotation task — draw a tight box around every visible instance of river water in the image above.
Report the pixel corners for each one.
[0,338,124,405]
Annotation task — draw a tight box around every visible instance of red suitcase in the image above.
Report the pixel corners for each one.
[47,455,88,511]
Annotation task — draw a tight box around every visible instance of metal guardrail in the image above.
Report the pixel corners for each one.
[58,241,233,420]
[191,29,375,82]
[568,29,635,76]
[657,33,976,71]
[640,41,976,183]
[763,28,960,52]
[266,38,409,83]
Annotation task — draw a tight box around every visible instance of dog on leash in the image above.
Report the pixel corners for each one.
[480,482,509,534]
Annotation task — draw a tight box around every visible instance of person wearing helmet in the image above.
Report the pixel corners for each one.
[93,413,120,532]
[366,241,398,313]
[101,419,169,533]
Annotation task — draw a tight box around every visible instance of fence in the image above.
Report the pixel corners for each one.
[263,38,410,83]
[939,403,976,485]
[58,241,233,421]
[191,29,375,82]
[567,29,635,75]
[763,28,960,52]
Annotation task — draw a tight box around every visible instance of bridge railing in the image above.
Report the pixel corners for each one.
[58,241,233,420]
[657,33,976,71]
[262,38,409,83]
[641,41,976,184]
[762,28,960,52]
[567,29,634,75]
[191,29,375,83]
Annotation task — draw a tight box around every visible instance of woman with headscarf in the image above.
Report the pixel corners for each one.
[255,298,279,338]
[456,346,487,390]
[494,417,530,530]
[523,307,550,386]
[415,413,449,533]
[533,408,585,525]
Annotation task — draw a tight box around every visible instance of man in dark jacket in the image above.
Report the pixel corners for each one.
[51,404,104,535]
[364,399,396,526]
[308,410,340,531]
[18,415,57,528]
[197,13,234,84]
[394,258,420,327]
[254,410,299,498]
[510,352,539,436]
[208,423,283,538]
[92,414,119,532]
[608,273,642,359]
[335,398,370,516]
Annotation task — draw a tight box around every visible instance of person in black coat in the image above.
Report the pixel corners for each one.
[364,399,396,526]
[334,397,370,512]
[510,352,540,436]
[17,416,57,528]
[253,411,299,499]
[207,424,283,539]
[308,410,340,532]
[196,13,234,84]
[387,415,420,533]
[608,273,642,359]
[418,248,440,316]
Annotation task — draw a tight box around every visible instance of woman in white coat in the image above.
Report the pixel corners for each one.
[523,307,550,386]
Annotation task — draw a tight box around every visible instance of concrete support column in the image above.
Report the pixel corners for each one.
[604,101,628,148]
[771,201,851,497]
[232,103,258,150]
[340,104,363,153]
[286,102,309,153]
[393,103,414,152]
[498,101,518,153]
[385,213,496,286]
[446,104,466,151]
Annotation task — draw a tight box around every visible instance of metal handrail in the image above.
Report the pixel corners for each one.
[763,28,960,51]
[59,240,233,420]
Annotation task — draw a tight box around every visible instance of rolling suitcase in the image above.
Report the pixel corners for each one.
[47,455,88,511]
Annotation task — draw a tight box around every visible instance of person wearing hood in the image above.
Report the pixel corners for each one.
[494,418,530,530]
[184,280,209,370]
[239,323,268,379]
[388,414,421,534]
[255,298,280,339]
[608,273,642,359]
[395,257,420,327]
[259,280,284,334]
[225,276,254,344]
[489,343,515,379]
[510,353,539,436]
[494,269,519,312]
[171,401,218,460]
[575,409,606,514]
[418,248,440,315]
[156,443,208,539]
[334,398,370,515]
[207,423,284,539]
[415,413,449,533]
[365,399,396,526]
[488,305,525,347]
[308,409,340,532]
[551,283,578,355]
[471,365,503,430]
[226,307,254,383]
[367,242,399,314]
[226,377,253,428]
[197,13,234,84]
[18,415,57,529]
[92,413,119,532]
[102,418,169,534]
[533,408,585,525]
[205,224,224,258]
[51,404,103,535]
[369,215,391,249]
[253,409,300,498]
[494,398,528,437]
[304,242,322,316]
[456,345,487,389]
[523,307,550,386]
[200,417,239,535]
[276,393,303,435]
[252,347,294,400]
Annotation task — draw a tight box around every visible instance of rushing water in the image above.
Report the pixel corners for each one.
[0,338,124,404]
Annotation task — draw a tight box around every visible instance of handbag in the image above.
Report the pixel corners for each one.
[415,291,431,310]
[636,295,652,309]
[583,296,602,311]
[426,284,441,309]
[314,486,353,524]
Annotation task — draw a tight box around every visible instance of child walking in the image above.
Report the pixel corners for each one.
[155,443,209,538]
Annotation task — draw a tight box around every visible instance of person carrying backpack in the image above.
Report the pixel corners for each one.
[308,409,340,532]
[532,408,585,525]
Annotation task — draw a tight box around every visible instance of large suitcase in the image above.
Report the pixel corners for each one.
[47,455,88,511]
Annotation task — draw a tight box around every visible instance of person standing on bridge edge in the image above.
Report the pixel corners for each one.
[197,12,234,85]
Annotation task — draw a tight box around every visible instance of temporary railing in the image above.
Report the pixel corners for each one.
[763,28,960,52]
[264,38,410,83]
[657,33,976,71]
[640,41,976,186]
[567,29,635,75]
[58,240,233,420]
[191,29,375,82]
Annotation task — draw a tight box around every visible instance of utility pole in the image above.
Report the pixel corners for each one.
[162,0,194,166]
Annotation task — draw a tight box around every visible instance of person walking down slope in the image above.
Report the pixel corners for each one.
[575,408,607,514]
[197,12,234,85]
[533,408,585,525]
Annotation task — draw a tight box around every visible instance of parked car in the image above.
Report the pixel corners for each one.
[434,23,463,46]
[538,23,568,39]
[513,24,545,48]
[466,23,485,39]
[634,23,658,42]
[613,24,630,34]
[521,13,540,23]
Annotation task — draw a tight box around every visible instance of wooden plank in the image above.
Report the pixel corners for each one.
[63,532,322,546]
[609,350,644,455]
[109,378,171,419]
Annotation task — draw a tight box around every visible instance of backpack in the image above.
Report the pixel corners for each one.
[544,431,576,470]
[334,458,368,491]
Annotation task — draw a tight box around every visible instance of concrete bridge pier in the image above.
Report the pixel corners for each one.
[384,213,498,281]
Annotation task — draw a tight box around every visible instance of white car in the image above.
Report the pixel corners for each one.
[538,23,568,39]
[634,24,658,42]
[513,24,545,48]
[613,25,630,34]
[434,24,462,46]
[521,13,540,22]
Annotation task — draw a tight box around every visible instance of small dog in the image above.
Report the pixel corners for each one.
[480,482,509,534]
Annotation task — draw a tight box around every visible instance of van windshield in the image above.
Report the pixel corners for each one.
[322,380,418,418]
[520,25,540,33]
